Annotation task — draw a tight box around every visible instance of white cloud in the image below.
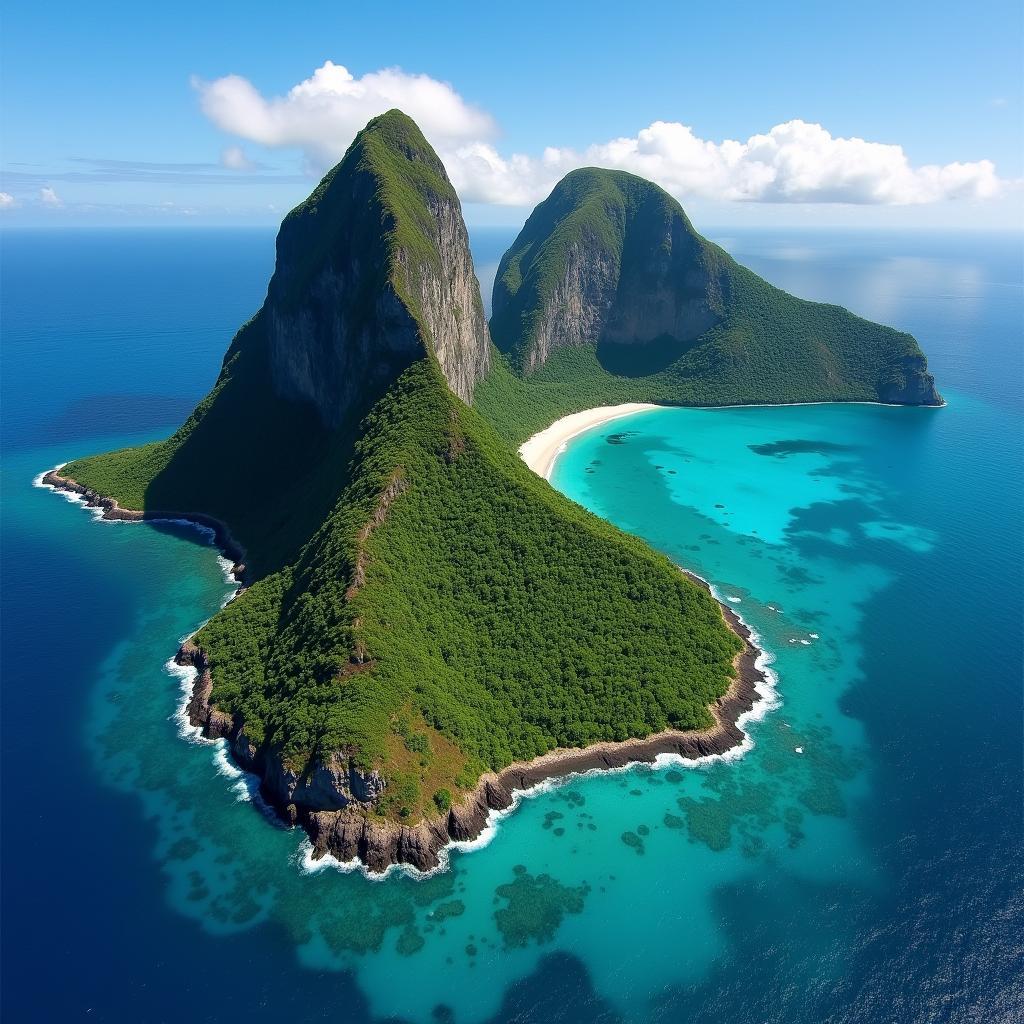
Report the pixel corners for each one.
[0,192,15,209]
[220,145,253,170]
[40,187,63,207]
[446,120,1005,207]
[196,62,1009,208]
[195,60,494,166]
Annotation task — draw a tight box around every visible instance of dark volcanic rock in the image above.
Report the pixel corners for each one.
[878,353,942,405]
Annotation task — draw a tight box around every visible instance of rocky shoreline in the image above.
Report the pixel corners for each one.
[44,465,769,877]
[178,586,767,876]
[41,468,248,581]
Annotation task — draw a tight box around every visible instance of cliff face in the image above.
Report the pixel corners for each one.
[605,207,725,347]
[401,192,491,403]
[510,236,617,374]
[265,109,490,430]
[878,353,942,405]
[490,168,726,373]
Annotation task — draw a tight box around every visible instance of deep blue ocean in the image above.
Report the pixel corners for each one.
[1,226,1021,1023]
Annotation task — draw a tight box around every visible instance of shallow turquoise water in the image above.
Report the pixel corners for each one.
[2,229,1021,1022]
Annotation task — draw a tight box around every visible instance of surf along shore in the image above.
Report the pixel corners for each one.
[39,405,773,877]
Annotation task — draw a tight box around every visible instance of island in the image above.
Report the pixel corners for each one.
[43,109,940,874]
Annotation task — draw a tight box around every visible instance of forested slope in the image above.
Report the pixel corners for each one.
[58,113,742,826]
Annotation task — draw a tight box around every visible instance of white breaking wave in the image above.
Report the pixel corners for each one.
[34,464,107,521]
[167,657,212,746]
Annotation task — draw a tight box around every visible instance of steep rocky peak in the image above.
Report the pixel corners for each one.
[263,109,490,429]
[490,167,725,373]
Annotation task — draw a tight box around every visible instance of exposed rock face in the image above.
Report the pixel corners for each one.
[513,237,618,375]
[178,640,387,813]
[264,109,490,430]
[491,168,727,374]
[878,353,942,405]
[266,257,423,431]
[603,213,725,347]
[402,193,491,402]
[264,754,387,811]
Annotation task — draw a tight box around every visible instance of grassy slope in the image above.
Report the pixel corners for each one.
[59,115,742,823]
[479,167,936,446]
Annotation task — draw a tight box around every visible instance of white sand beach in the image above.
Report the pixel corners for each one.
[518,403,663,479]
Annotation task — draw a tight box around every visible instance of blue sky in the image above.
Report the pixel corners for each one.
[2,0,1021,228]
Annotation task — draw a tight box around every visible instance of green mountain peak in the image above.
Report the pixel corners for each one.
[265,105,489,428]
[480,166,940,442]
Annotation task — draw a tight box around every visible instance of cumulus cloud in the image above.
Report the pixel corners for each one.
[195,60,494,166]
[0,192,15,209]
[447,120,1004,207]
[196,62,1008,208]
[40,187,63,207]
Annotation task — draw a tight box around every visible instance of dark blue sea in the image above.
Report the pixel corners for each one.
[2,226,1021,1023]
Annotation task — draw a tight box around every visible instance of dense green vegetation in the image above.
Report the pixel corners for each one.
[480,167,939,445]
[61,113,743,822]
[190,359,739,814]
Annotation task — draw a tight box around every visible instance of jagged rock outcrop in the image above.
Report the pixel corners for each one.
[265,109,490,429]
[178,639,387,813]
